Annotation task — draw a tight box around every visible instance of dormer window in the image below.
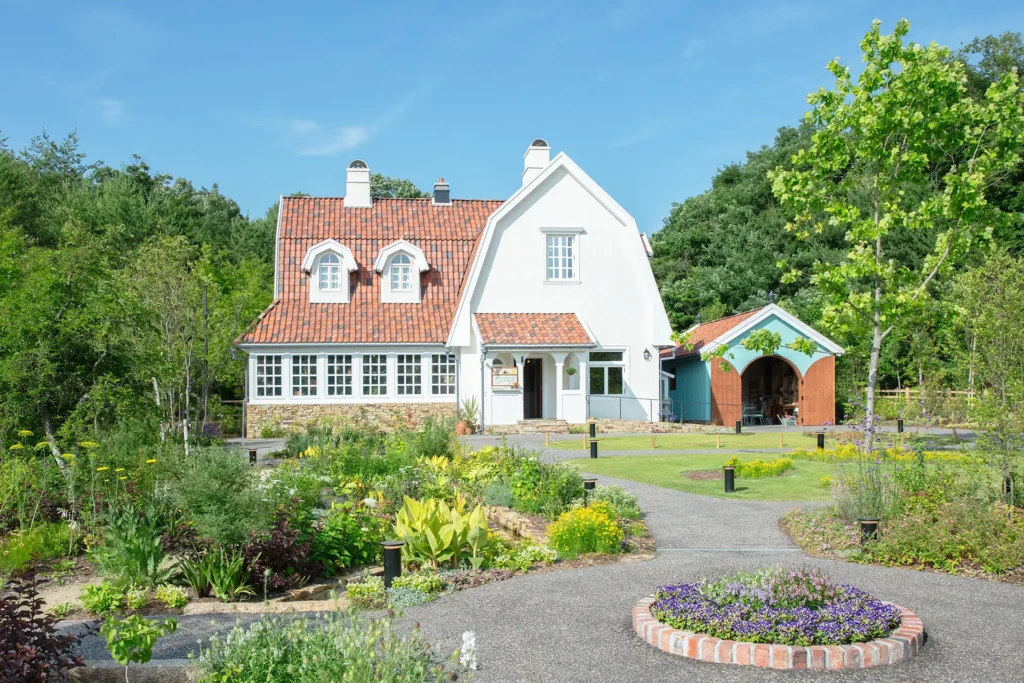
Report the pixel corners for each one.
[302,239,357,303]
[390,253,413,292]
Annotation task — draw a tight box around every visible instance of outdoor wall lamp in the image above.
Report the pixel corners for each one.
[643,348,652,361]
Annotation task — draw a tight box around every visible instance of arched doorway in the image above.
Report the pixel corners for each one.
[739,356,800,424]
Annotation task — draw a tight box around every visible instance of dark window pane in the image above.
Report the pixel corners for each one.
[589,351,623,362]
[590,367,604,395]
[608,367,623,395]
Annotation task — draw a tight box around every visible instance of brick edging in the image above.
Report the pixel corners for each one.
[633,596,925,670]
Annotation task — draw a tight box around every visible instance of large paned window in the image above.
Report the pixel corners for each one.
[255,355,282,397]
[545,234,577,280]
[362,354,387,395]
[390,253,413,291]
[318,253,342,290]
[396,354,422,395]
[292,355,318,396]
[326,354,352,396]
[431,354,456,395]
[588,350,624,396]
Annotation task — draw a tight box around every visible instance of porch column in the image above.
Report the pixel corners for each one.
[579,353,589,419]
[550,352,568,419]
[515,353,527,389]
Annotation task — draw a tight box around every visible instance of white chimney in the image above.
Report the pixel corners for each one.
[522,138,550,187]
[345,159,371,208]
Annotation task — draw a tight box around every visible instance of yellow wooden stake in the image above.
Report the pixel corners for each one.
[651,436,656,449]
[900,432,905,447]
[716,435,721,449]
[779,433,784,448]
[545,432,550,446]
[951,427,958,444]
[584,436,588,449]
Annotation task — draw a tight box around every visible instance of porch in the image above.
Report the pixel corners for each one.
[484,349,589,425]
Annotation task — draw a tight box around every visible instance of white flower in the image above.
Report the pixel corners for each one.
[460,631,478,670]
[362,498,377,508]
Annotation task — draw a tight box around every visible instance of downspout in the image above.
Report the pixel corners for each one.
[479,346,487,431]
[449,346,459,419]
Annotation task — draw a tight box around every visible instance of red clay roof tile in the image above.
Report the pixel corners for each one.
[659,308,764,359]
[474,313,594,346]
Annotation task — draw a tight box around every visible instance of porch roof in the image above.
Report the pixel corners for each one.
[474,313,595,347]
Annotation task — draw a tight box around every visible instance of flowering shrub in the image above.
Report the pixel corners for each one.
[724,457,794,479]
[154,585,188,609]
[791,444,980,465]
[651,566,901,646]
[346,576,386,609]
[585,485,642,520]
[391,571,445,594]
[547,501,623,559]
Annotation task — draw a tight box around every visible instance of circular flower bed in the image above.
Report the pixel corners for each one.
[651,566,900,646]
[635,566,925,670]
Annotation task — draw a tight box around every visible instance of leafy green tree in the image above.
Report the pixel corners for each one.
[770,19,1024,447]
[370,173,428,199]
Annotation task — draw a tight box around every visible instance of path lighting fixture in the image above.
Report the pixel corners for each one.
[897,419,904,433]
[382,540,405,587]
[590,439,598,459]
[723,466,735,494]
[858,519,879,544]
[583,477,597,506]
[589,421,596,439]
[735,420,742,435]
[248,449,258,465]
[817,432,825,450]
[643,348,652,361]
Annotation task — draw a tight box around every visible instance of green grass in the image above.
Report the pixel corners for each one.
[568,453,836,501]
[551,432,822,451]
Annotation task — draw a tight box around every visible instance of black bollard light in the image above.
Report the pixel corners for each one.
[723,466,735,493]
[858,519,879,544]
[589,421,596,439]
[816,432,825,450]
[583,477,597,507]
[381,540,404,588]
[735,420,742,435]
[590,439,598,459]
[248,449,258,465]
[897,419,904,434]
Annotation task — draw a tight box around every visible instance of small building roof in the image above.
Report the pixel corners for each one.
[474,313,594,347]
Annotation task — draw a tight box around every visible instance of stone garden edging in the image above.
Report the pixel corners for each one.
[484,505,549,544]
[632,596,925,670]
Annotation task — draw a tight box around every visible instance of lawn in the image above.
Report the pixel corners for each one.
[568,453,836,501]
[551,432,823,451]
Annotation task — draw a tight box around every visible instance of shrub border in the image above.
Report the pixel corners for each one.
[632,596,925,670]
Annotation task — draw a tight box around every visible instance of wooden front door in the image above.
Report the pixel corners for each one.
[523,358,543,419]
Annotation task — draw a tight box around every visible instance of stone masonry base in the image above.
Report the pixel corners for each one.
[246,402,457,436]
[633,596,925,670]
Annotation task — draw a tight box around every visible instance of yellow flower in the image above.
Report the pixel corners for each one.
[146,459,157,464]
[119,476,128,481]
[8,444,24,451]
[34,441,50,450]
[96,466,109,472]
[17,429,33,438]
[78,441,101,449]
[115,468,125,473]
[62,453,76,460]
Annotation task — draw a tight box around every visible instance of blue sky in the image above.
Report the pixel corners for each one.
[1,1,1021,234]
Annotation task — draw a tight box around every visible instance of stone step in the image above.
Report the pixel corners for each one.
[517,419,570,434]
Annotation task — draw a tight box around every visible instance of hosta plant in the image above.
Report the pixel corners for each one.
[393,496,490,569]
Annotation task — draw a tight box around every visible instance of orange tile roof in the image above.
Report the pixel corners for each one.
[238,196,505,345]
[659,308,764,360]
[474,313,594,346]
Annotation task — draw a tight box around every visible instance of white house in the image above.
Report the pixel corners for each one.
[236,140,673,435]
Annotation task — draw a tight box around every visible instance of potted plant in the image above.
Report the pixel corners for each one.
[457,395,480,435]
[565,366,577,376]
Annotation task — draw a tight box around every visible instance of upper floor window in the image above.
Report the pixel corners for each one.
[546,234,577,280]
[390,253,413,292]
[318,253,342,291]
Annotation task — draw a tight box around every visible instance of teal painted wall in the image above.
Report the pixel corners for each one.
[663,357,711,422]
[722,316,832,376]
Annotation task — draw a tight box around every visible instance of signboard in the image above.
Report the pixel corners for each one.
[491,366,519,389]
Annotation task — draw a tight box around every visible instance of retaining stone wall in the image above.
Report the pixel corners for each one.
[246,402,456,436]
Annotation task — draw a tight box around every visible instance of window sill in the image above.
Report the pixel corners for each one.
[543,280,582,286]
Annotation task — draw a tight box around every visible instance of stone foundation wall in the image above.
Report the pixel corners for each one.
[246,402,457,436]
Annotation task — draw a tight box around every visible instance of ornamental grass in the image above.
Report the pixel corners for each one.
[651,566,901,646]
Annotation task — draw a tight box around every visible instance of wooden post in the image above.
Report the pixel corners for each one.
[651,436,656,449]
[900,432,905,447]
[951,427,958,444]
[716,435,721,449]
[545,432,550,446]
[584,435,588,449]
[779,433,784,448]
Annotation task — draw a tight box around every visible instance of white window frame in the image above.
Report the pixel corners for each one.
[326,354,353,396]
[362,354,388,396]
[431,353,456,395]
[255,355,282,397]
[303,240,356,304]
[390,253,414,292]
[318,253,343,291]
[588,350,625,396]
[396,354,422,395]
[291,354,318,397]
[541,228,583,283]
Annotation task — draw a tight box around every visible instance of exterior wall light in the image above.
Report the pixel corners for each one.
[643,349,652,361]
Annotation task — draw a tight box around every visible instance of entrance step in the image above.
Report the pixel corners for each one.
[517,419,570,434]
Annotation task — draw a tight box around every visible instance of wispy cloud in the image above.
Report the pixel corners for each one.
[47,70,127,124]
[681,36,707,61]
[612,119,671,148]
[299,126,370,157]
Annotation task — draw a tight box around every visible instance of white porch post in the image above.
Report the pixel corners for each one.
[579,353,589,419]
[551,351,567,420]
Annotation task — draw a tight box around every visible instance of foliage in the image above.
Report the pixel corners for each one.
[770,19,1024,445]
[483,479,513,507]
[458,395,480,427]
[505,452,584,519]
[370,174,428,199]
[101,614,177,671]
[177,554,214,599]
[195,612,459,683]
[585,485,642,520]
[386,587,433,609]
[311,503,385,575]
[90,502,174,588]
[205,548,256,603]
[651,566,901,646]
[393,496,490,570]
[790,444,979,465]
[0,522,72,576]
[45,602,76,620]
[79,582,126,616]
[547,501,623,559]
[491,540,557,572]
[724,456,794,479]
[345,576,386,609]
[241,517,315,592]
[154,584,189,609]
[124,585,150,611]
[391,571,445,594]
[0,572,87,682]
[440,568,515,591]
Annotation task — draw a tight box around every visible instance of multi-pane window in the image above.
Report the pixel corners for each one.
[362,354,387,395]
[326,354,352,396]
[390,253,413,291]
[431,354,456,395]
[292,355,318,396]
[396,354,422,395]
[255,355,282,397]
[318,253,342,290]
[546,234,576,280]
[589,350,624,396]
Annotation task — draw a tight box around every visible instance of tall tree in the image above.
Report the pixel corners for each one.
[370,174,428,199]
[770,19,1024,448]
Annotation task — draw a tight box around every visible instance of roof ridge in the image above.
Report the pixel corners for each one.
[282,196,506,203]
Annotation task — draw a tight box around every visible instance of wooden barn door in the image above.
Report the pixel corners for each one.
[800,356,836,426]
[710,361,742,427]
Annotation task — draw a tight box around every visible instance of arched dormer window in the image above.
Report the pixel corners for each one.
[319,253,342,291]
[390,253,413,292]
[374,239,429,303]
[302,239,357,303]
